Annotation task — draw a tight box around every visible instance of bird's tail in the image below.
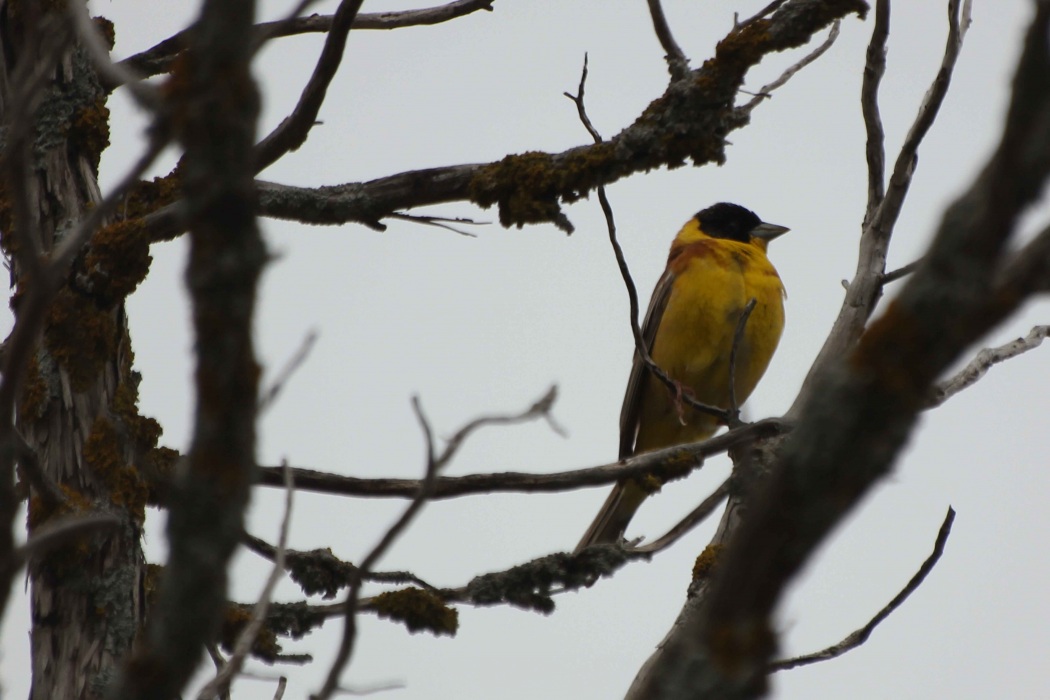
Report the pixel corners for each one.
[574,481,648,553]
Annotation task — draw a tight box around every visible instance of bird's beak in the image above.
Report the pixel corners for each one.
[751,222,790,241]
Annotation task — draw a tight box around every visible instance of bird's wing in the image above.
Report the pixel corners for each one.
[618,267,676,460]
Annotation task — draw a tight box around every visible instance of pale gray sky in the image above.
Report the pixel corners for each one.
[3,1,1049,698]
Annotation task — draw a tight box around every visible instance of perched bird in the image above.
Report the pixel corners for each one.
[576,202,788,551]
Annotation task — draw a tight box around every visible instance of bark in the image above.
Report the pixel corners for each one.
[0,6,156,699]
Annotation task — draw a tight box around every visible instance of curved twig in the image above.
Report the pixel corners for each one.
[770,507,955,672]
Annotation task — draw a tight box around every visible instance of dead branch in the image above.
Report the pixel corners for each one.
[198,464,294,699]
[928,326,1050,407]
[770,507,955,672]
[253,418,789,500]
[646,0,689,78]
[115,1,496,82]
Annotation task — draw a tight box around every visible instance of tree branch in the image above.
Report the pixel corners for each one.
[254,0,364,172]
[735,20,842,116]
[114,0,497,83]
[627,2,1050,696]
[136,0,867,241]
[646,0,689,78]
[198,464,294,699]
[114,0,265,696]
[928,325,1050,407]
[253,418,789,500]
[861,0,889,223]
[770,507,955,672]
[793,0,973,415]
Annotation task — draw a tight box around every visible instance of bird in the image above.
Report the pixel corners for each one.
[576,202,788,551]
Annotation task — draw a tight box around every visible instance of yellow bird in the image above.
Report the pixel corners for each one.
[576,202,788,550]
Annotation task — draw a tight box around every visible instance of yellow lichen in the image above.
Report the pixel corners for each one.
[692,543,724,581]
[71,97,111,175]
[44,288,116,392]
[123,167,182,221]
[84,416,148,521]
[372,587,458,637]
[92,16,115,51]
[17,352,48,422]
[220,604,282,661]
[82,219,152,305]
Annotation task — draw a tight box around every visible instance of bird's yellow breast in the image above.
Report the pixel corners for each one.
[634,230,785,453]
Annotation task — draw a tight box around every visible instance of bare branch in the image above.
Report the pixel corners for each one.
[627,2,1050,694]
[646,0,689,78]
[117,0,496,80]
[135,2,864,241]
[386,212,488,237]
[198,464,294,700]
[736,21,841,116]
[258,331,319,414]
[434,386,566,466]
[313,389,561,698]
[861,0,890,223]
[628,479,732,555]
[563,54,603,144]
[253,418,789,500]
[254,0,365,172]
[881,257,922,286]
[770,507,955,672]
[928,326,1050,408]
[793,0,974,413]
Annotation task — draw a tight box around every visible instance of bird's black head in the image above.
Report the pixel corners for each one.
[695,202,763,243]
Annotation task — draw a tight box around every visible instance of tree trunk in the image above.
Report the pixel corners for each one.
[0,6,158,699]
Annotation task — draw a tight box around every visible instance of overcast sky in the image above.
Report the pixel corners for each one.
[4,1,1050,698]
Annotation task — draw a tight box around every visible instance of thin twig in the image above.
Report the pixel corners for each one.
[252,0,321,54]
[253,417,790,500]
[928,326,1050,408]
[601,187,728,423]
[564,55,729,424]
[737,21,841,115]
[727,298,757,425]
[274,677,287,700]
[628,478,732,554]
[387,212,488,237]
[198,463,294,700]
[254,0,366,172]
[258,330,319,414]
[881,258,922,286]
[117,0,496,80]
[861,0,890,225]
[646,0,689,79]
[792,0,975,410]
[736,0,790,28]
[770,507,956,672]
[867,0,969,248]
[312,390,561,698]
[563,54,602,144]
[437,386,567,461]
